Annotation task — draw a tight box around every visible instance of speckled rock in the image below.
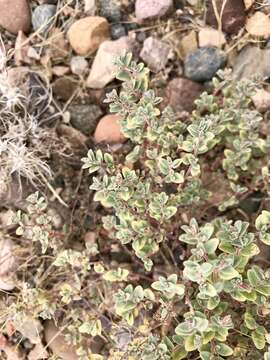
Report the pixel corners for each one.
[140,36,171,73]
[206,0,246,34]
[67,16,110,56]
[99,0,121,22]
[184,47,226,82]
[94,114,125,144]
[0,0,31,34]
[135,0,173,21]
[111,23,126,40]
[70,56,88,75]
[165,78,203,113]
[32,4,56,35]
[69,104,103,135]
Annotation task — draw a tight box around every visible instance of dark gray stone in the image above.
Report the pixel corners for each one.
[99,0,121,23]
[110,23,126,40]
[184,47,226,82]
[32,4,56,35]
[69,104,103,135]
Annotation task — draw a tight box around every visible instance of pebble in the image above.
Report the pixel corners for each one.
[57,124,88,149]
[140,37,170,73]
[244,0,255,9]
[32,4,57,35]
[84,0,96,14]
[44,321,78,360]
[232,46,270,80]
[67,16,110,56]
[135,0,173,21]
[111,23,126,40]
[246,12,270,38]
[206,0,246,34]
[180,30,197,58]
[48,28,69,61]
[184,47,226,82]
[165,78,203,113]
[252,89,270,112]
[0,0,31,34]
[52,77,78,101]
[94,114,125,144]
[198,28,226,48]
[70,56,88,76]
[87,36,136,89]
[69,104,103,135]
[99,0,121,23]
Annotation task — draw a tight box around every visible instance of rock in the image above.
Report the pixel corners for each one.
[84,0,96,14]
[52,77,78,101]
[28,343,49,360]
[48,28,69,61]
[69,104,103,135]
[0,239,16,276]
[206,0,246,34]
[99,0,121,23]
[198,28,226,48]
[232,46,270,80]
[165,78,203,113]
[52,66,70,76]
[0,0,31,34]
[111,23,126,40]
[14,317,43,344]
[246,12,270,38]
[44,321,78,360]
[58,125,88,149]
[252,89,270,112]
[32,4,57,35]
[184,47,226,82]
[67,16,110,56]
[244,0,255,9]
[180,31,197,58]
[94,114,125,144]
[135,0,173,21]
[70,56,88,76]
[140,37,170,73]
[0,275,15,291]
[87,36,136,89]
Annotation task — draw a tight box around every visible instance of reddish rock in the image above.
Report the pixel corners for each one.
[206,0,246,34]
[165,78,203,113]
[135,0,173,21]
[0,0,31,34]
[94,114,125,144]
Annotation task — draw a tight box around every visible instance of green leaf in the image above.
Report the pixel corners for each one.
[256,211,270,230]
[219,266,240,280]
[244,312,257,330]
[216,343,233,357]
[257,285,270,296]
[172,346,188,360]
[204,238,219,254]
[252,327,266,350]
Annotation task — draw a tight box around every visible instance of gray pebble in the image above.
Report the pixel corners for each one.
[184,47,226,82]
[99,0,121,23]
[32,4,56,35]
[69,104,103,135]
[110,23,126,40]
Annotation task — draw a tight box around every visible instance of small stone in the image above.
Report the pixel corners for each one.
[233,46,270,80]
[180,31,197,58]
[99,0,121,23]
[14,317,43,344]
[58,124,88,149]
[0,275,15,291]
[87,36,136,89]
[70,56,88,75]
[140,37,170,73]
[0,0,31,34]
[135,0,173,21]
[198,28,226,48]
[206,0,246,34]
[84,0,96,14]
[48,28,69,61]
[28,343,49,360]
[184,47,226,82]
[69,104,103,135]
[94,114,125,144]
[252,89,270,112]
[53,77,78,101]
[44,321,78,360]
[165,78,203,113]
[52,66,70,76]
[32,4,57,35]
[246,12,270,38]
[244,0,255,9]
[111,23,126,40]
[67,16,110,56]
